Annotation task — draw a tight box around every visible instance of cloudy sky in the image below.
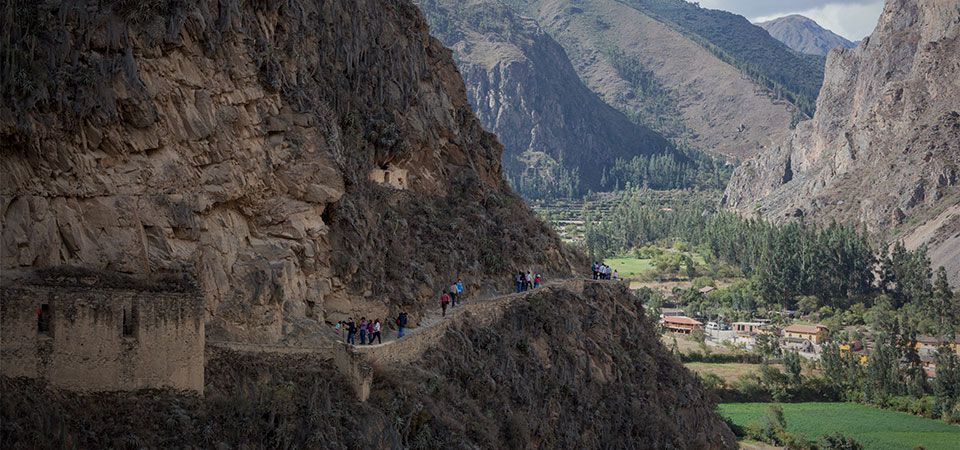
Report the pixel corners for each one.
[697,0,885,41]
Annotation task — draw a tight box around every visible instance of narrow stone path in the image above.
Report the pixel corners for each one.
[208,278,614,400]
[349,278,575,350]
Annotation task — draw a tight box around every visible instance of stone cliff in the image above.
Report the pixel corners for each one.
[0,0,582,343]
[724,0,960,284]
[417,0,679,195]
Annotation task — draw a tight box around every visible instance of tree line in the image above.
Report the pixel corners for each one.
[584,190,958,337]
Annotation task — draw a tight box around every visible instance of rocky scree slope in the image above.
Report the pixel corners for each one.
[416,0,682,197]
[0,0,583,344]
[1,283,736,449]
[724,0,960,284]
[757,14,857,56]
[509,0,814,160]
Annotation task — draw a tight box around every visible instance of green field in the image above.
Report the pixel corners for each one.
[604,257,655,277]
[719,402,960,450]
[605,252,706,279]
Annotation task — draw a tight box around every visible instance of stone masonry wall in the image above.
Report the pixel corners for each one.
[1,285,204,393]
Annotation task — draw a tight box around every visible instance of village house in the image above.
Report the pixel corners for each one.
[915,335,960,357]
[659,307,686,319]
[0,271,205,393]
[783,324,828,345]
[732,321,765,335]
[661,316,703,334]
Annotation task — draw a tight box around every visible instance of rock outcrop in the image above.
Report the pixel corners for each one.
[0,0,582,343]
[724,0,960,284]
[417,0,678,196]
[757,15,857,56]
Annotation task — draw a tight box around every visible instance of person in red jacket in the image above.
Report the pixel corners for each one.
[440,292,451,317]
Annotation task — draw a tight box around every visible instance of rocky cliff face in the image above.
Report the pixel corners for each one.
[725,0,960,284]
[757,15,856,56]
[417,0,678,196]
[0,0,582,343]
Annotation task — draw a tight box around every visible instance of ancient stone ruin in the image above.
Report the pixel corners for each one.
[0,271,204,393]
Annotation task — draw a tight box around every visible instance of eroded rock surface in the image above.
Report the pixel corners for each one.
[0,0,582,343]
[724,0,960,283]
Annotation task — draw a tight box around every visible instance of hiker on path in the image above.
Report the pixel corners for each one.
[525,271,533,291]
[457,279,464,302]
[346,318,357,345]
[440,291,451,317]
[371,319,382,344]
[534,273,542,288]
[359,317,368,345]
[396,311,408,338]
[449,282,459,307]
[515,271,524,293]
[366,319,375,344]
[613,270,619,280]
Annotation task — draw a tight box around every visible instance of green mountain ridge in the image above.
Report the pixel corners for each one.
[417,0,729,199]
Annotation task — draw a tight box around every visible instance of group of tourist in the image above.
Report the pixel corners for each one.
[592,262,618,280]
[513,270,542,293]
[439,279,465,316]
[338,310,412,344]
[337,279,464,345]
[337,317,383,345]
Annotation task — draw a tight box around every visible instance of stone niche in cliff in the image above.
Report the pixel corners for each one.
[368,164,409,190]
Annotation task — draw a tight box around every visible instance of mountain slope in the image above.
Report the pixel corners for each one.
[509,0,810,160]
[724,0,960,284]
[417,0,689,198]
[757,15,857,56]
[612,0,826,116]
[0,0,582,343]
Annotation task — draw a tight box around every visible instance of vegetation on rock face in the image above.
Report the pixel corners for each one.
[1,284,738,449]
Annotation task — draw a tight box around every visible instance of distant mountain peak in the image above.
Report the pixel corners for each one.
[757,14,856,56]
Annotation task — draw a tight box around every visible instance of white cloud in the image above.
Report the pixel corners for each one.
[697,0,884,40]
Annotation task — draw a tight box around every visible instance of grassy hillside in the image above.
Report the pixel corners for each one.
[622,0,825,116]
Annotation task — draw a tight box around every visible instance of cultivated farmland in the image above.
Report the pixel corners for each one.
[719,402,960,450]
